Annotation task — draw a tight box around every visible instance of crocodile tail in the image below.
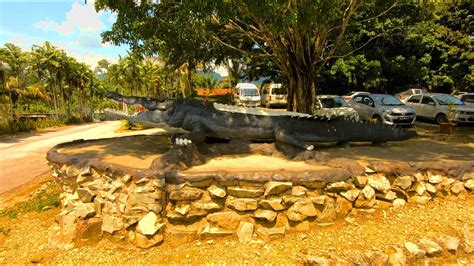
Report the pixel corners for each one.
[347,120,417,142]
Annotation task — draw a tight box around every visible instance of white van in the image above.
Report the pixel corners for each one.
[260,83,288,108]
[233,83,260,107]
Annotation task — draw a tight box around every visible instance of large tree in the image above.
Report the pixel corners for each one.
[316,2,473,94]
[96,0,408,113]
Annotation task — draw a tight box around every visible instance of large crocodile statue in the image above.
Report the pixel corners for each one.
[104,92,416,150]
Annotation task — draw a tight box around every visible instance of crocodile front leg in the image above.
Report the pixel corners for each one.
[173,122,207,146]
[274,125,314,151]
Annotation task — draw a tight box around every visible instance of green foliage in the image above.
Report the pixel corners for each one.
[104,53,181,99]
[0,118,36,134]
[193,73,218,89]
[0,41,108,129]
[0,182,61,219]
[96,0,393,113]
[317,2,473,95]
[120,119,137,130]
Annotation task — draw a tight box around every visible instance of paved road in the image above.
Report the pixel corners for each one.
[0,121,164,194]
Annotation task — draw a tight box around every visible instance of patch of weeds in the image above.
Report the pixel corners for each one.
[0,182,61,219]
[0,227,11,236]
[0,209,19,219]
[118,119,150,131]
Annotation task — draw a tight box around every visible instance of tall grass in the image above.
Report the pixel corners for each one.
[0,116,93,135]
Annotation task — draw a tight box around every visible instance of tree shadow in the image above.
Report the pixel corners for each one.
[315,138,474,163]
[58,134,174,169]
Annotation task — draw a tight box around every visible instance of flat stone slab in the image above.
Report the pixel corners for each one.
[48,133,474,182]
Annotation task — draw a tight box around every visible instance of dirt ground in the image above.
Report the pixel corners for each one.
[0,195,473,264]
[0,122,473,263]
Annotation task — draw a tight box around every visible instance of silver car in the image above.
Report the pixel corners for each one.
[348,93,416,126]
[260,83,288,108]
[314,95,359,120]
[404,93,474,124]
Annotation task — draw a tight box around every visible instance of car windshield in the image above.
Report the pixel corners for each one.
[433,95,464,105]
[372,95,404,106]
[320,97,349,108]
[272,87,287,95]
[241,89,259,96]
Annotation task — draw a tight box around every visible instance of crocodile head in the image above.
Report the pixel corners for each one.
[104,92,175,125]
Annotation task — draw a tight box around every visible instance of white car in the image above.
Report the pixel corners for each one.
[457,93,474,108]
[404,93,474,124]
[260,83,288,108]
[233,83,260,107]
[314,95,359,120]
[395,88,428,101]
[348,93,416,126]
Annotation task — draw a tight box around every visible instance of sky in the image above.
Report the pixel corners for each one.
[0,0,129,68]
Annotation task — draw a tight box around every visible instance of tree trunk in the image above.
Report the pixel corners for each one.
[285,63,316,114]
[49,71,59,119]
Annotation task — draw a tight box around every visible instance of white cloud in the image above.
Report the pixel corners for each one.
[76,30,103,48]
[4,35,30,50]
[35,20,74,36]
[49,41,120,68]
[34,2,104,36]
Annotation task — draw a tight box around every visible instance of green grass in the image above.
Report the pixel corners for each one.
[0,182,61,219]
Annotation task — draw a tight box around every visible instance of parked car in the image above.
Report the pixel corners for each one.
[395,88,428,101]
[260,83,288,108]
[233,83,260,107]
[404,93,474,124]
[342,91,367,102]
[314,95,359,120]
[455,92,474,108]
[348,93,416,126]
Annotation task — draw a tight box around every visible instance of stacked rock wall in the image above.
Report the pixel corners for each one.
[47,162,474,249]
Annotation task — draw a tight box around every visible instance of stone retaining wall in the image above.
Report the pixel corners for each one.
[47,162,474,249]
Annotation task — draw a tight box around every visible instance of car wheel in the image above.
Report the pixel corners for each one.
[372,115,382,124]
[435,113,448,124]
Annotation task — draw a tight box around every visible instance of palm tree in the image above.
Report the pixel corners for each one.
[0,43,30,112]
[31,42,70,118]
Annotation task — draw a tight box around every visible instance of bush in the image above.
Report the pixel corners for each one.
[0,115,93,135]
[0,118,37,134]
[0,117,63,135]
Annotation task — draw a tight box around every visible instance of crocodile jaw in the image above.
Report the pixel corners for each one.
[104,108,168,126]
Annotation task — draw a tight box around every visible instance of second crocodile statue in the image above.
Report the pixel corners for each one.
[104,92,416,150]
